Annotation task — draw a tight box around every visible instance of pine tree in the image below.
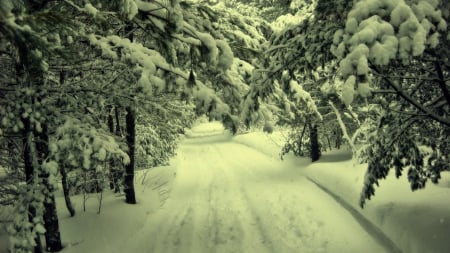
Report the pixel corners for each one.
[332,0,450,207]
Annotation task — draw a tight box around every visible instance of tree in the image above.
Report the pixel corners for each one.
[0,0,78,251]
[240,0,353,162]
[331,0,450,206]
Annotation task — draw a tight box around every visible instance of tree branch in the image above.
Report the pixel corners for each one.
[434,60,450,107]
[371,64,450,127]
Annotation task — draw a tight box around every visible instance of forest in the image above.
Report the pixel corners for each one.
[0,0,449,252]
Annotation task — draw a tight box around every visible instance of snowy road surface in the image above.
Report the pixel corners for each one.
[118,124,390,253]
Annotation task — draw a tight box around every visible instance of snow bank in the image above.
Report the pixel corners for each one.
[304,157,450,253]
[0,162,179,253]
[56,163,178,253]
[233,129,450,253]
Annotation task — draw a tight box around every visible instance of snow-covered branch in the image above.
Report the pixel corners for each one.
[371,64,450,127]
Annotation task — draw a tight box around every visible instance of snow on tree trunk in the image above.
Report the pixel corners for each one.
[58,70,75,217]
[35,124,63,252]
[111,107,123,193]
[21,118,43,253]
[124,106,137,204]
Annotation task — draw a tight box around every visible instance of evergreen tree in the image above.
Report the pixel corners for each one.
[332,0,450,207]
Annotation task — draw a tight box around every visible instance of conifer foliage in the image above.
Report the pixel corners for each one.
[331,0,450,207]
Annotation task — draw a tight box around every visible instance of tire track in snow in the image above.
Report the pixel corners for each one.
[306,177,403,253]
[211,144,276,253]
[147,204,193,253]
[147,142,248,253]
[146,144,210,253]
[204,144,268,253]
[216,144,322,253]
[200,154,237,253]
[215,142,388,253]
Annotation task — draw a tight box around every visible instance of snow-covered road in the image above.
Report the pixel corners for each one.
[118,124,392,253]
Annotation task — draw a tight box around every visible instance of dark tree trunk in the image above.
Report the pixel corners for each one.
[334,128,342,149]
[123,22,136,204]
[309,123,321,162]
[107,108,115,191]
[42,197,63,252]
[107,106,115,135]
[115,107,122,136]
[60,165,75,217]
[22,118,43,253]
[34,124,63,252]
[124,106,137,204]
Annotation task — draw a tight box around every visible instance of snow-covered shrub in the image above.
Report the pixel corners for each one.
[8,182,46,253]
[50,118,129,194]
[135,100,195,169]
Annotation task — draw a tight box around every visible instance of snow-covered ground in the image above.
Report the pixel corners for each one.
[233,126,450,253]
[0,121,449,253]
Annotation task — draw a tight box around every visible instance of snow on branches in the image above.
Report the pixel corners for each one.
[51,117,130,170]
[332,0,447,102]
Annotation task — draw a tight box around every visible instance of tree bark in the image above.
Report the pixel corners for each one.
[309,123,321,162]
[42,197,63,252]
[123,21,136,204]
[124,106,137,204]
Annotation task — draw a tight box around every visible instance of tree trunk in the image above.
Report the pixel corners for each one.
[42,197,63,252]
[115,107,122,136]
[309,123,321,162]
[60,165,75,217]
[17,3,62,249]
[124,22,136,204]
[34,124,63,252]
[334,128,342,149]
[22,118,43,253]
[124,106,137,204]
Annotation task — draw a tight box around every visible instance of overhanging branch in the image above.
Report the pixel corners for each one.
[370,64,450,127]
